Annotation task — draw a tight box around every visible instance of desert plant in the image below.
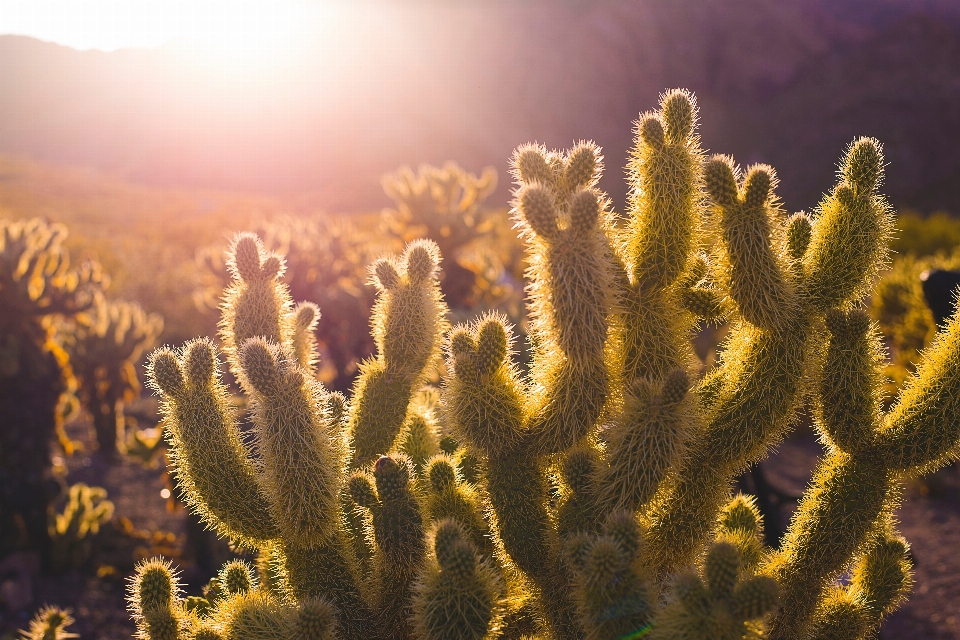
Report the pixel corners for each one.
[194,215,385,393]
[0,218,103,560]
[382,162,520,313]
[49,482,115,571]
[19,605,77,640]
[131,90,960,639]
[61,299,163,456]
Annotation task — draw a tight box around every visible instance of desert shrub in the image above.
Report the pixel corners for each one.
[130,91,960,640]
[0,218,103,561]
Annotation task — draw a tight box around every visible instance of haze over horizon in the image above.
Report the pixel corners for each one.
[2,0,960,214]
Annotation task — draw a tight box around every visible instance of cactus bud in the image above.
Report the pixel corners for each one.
[239,338,280,394]
[515,144,554,186]
[374,455,409,501]
[661,89,695,144]
[719,494,762,537]
[149,349,184,397]
[428,457,457,492]
[602,510,643,561]
[786,212,813,260]
[519,185,558,240]
[219,560,256,595]
[184,338,215,386]
[296,597,337,640]
[731,575,780,619]
[373,259,400,290]
[705,541,741,597]
[476,317,508,377]
[564,142,600,191]
[569,189,600,233]
[842,137,883,196]
[406,240,439,286]
[638,115,665,150]
[661,368,690,407]
[232,234,262,282]
[705,156,739,207]
[744,165,774,209]
[348,473,377,508]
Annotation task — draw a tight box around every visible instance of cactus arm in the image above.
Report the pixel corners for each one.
[803,138,893,312]
[512,143,617,453]
[219,233,294,383]
[595,370,693,514]
[239,339,345,548]
[705,158,797,330]
[412,520,501,640]
[148,341,278,546]
[647,319,810,576]
[347,241,448,467]
[875,309,960,472]
[128,559,188,640]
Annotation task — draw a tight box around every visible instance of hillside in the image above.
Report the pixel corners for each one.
[1,0,959,214]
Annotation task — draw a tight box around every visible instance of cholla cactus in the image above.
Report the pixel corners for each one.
[19,605,78,640]
[132,90,960,639]
[0,218,103,560]
[382,162,514,310]
[62,299,163,456]
[49,482,115,571]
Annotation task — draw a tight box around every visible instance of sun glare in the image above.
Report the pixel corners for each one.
[171,2,321,75]
[0,1,326,74]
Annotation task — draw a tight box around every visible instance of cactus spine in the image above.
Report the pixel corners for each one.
[132,90,960,639]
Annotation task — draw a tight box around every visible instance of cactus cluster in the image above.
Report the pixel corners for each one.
[19,605,78,640]
[0,218,104,560]
[132,90,960,639]
[49,482,115,571]
[62,299,164,455]
[382,162,517,311]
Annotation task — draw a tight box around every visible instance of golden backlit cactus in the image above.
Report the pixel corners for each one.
[63,298,163,455]
[19,605,78,640]
[49,482,114,571]
[0,217,104,560]
[131,90,960,640]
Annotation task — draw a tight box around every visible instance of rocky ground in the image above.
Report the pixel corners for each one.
[1,413,957,639]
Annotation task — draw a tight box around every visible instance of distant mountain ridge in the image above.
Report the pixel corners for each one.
[1,0,959,213]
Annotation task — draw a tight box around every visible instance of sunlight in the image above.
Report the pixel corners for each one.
[0,1,326,73]
[171,2,322,75]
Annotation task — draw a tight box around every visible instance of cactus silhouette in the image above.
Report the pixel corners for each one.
[131,90,960,639]
[0,218,103,561]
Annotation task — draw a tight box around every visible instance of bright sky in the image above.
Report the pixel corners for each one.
[0,1,326,67]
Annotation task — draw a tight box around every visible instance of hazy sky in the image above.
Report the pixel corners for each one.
[0,1,324,56]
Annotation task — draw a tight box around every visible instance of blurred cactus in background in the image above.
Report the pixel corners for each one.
[61,299,163,456]
[18,605,77,640]
[130,90,960,639]
[382,163,522,318]
[49,482,114,572]
[0,218,103,561]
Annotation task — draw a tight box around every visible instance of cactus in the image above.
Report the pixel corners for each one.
[49,482,115,571]
[0,218,103,560]
[131,90,960,639]
[381,162,510,310]
[19,605,78,640]
[62,299,163,456]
